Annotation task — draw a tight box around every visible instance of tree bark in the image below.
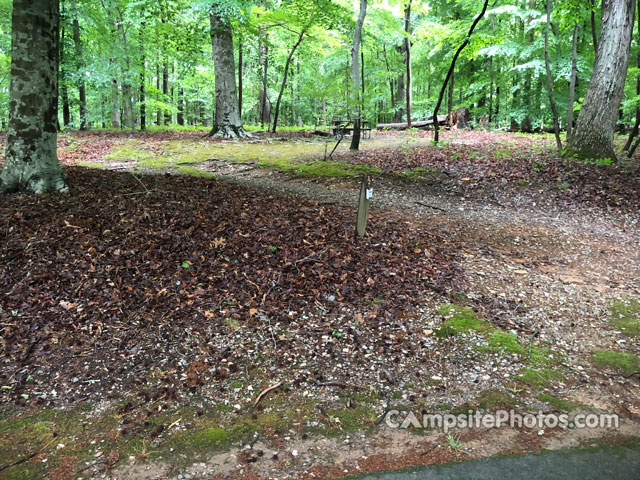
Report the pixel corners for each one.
[566,21,579,140]
[1,0,67,194]
[238,39,243,119]
[272,30,305,133]
[590,0,599,55]
[60,23,71,127]
[258,32,270,128]
[433,0,489,143]
[177,87,184,126]
[162,63,170,125]
[624,0,640,153]
[349,0,368,151]
[567,0,636,160]
[207,10,248,138]
[404,0,412,128]
[544,0,562,151]
[71,0,88,130]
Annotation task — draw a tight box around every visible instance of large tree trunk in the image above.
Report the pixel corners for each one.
[71,0,88,130]
[566,0,635,160]
[349,0,368,151]
[207,10,248,138]
[1,0,67,194]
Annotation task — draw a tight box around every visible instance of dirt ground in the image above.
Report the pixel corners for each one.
[1,129,639,479]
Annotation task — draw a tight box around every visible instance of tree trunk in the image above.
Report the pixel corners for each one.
[111,79,120,127]
[567,0,636,160]
[60,24,71,127]
[258,32,270,128]
[207,10,248,138]
[349,0,368,151]
[238,39,243,119]
[71,0,88,130]
[1,0,67,194]
[404,0,412,128]
[177,88,184,126]
[544,0,562,151]
[272,30,305,133]
[395,74,405,122]
[433,0,489,143]
[591,0,599,55]
[624,0,640,152]
[567,22,579,140]
[163,63,170,125]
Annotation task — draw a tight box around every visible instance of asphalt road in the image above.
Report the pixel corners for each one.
[351,444,640,480]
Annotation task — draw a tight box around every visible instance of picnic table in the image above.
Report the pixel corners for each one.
[332,120,372,139]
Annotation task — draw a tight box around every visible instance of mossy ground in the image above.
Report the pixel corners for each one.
[592,350,640,376]
[610,299,640,337]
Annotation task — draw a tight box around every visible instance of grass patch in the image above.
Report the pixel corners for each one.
[76,161,107,169]
[104,142,155,162]
[435,305,493,337]
[592,350,640,376]
[176,166,216,178]
[257,158,380,178]
[537,393,581,411]
[476,389,518,410]
[515,367,563,388]
[610,299,640,337]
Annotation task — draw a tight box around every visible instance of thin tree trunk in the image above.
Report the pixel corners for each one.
[207,10,248,138]
[624,0,640,152]
[156,64,161,125]
[591,0,599,55]
[567,22,579,140]
[404,0,412,128]
[238,39,243,118]
[139,26,146,131]
[111,79,120,127]
[177,88,184,126]
[350,0,368,151]
[163,63,169,125]
[272,30,305,133]
[71,0,88,130]
[60,23,71,127]
[489,56,494,122]
[567,0,636,160]
[433,0,489,143]
[1,0,67,193]
[545,0,562,151]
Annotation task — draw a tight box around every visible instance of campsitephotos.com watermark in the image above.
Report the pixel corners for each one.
[385,409,619,433]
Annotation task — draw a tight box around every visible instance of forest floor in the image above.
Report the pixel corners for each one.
[0,129,639,479]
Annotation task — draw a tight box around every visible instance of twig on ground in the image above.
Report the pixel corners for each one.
[414,201,447,212]
[253,381,283,408]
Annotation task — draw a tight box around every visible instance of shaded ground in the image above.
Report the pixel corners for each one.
[0,129,639,479]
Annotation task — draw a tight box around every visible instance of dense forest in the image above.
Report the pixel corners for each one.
[0,0,639,193]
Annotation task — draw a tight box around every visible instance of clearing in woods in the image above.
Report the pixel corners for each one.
[0,129,639,479]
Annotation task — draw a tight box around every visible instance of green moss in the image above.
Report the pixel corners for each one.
[476,389,518,410]
[229,380,244,389]
[537,394,581,411]
[610,300,640,337]
[592,350,640,376]
[76,161,107,169]
[104,142,155,162]
[177,166,216,178]
[258,158,380,178]
[191,427,232,450]
[486,331,525,355]
[137,157,172,168]
[325,406,376,433]
[435,305,492,337]
[515,367,563,388]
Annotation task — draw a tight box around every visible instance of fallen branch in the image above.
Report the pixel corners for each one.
[253,381,283,408]
[0,437,56,473]
[414,201,446,212]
